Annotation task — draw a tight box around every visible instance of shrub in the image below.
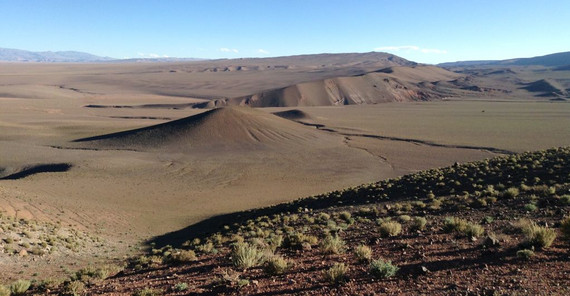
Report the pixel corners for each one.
[521,220,556,249]
[560,195,570,205]
[370,259,399,279]
[0,285,10,296]
[379,221,402,237]
[283,232,317,249]
[196,242,216,254]
[323,263,348,284]
[74,265,120,281]
[173,283,188,291]
[524,203,538,212]
[443,217,468,233]
[464,223,485,238]
[502,187,520,199]
[171,249,197,263]
[398,215,411,223]
[63,280,85,296]
[516,249,534,260]
[231,242,263,269]
[10,279,31,295]
[410,217,427,231]
[339,211,352,222]
[267,234,283,251]
[264,255,289,275]
[354,245,373,262]
[320,234,346,254]
[560,216,570,240]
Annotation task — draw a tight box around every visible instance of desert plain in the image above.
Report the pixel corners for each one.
[0,53,569,284]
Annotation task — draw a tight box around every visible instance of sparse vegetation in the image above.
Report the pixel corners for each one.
[9,280,31,295]
[231,242,263,269]
[379,221,402,237]
[173,282,188,292]
[320,234,346,254]
[519,220,557,249]
[410,216,427,231]
[171,249,197,263]
[354,245,373,262]
[63,280,85,296]
[323,263,348,284]
[0,285,10,296]
[264,254,289,275]
[370,259,398,279]
[464,223,485,238]
[21,147,570,295]
[516,249,535,260]
[502,187,520,199]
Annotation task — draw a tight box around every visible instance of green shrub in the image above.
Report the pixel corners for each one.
[560,195,570,205]
[0,285,10,296]
[443,217,468,233]
[370,259,399,279]
[410,217,427,231]
[464,223,485,238]
[379,221,402,237]
[339,211,352,222]
[231,242,263,269]
[283,232,317,249]
[10,279,31,295]
[63,280,85,296]
[171,249,197,263]
[502,187,520,199]
[264,255,289,275]
[516,249,534,260]
[74,264,122,282]
[524,203,538,212]
[354,245,373,262]
[196,242,216,254]
[320,234,346,254]
[173,283,188,291]
[520,220,556,249]
[323,263,348,284]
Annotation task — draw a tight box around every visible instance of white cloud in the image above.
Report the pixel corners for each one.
[220,47,239,53]
[375,45,447,54]
[257,49,269,54]
[137,52,170,58]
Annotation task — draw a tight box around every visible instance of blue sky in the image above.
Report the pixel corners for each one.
[1,0,569,64]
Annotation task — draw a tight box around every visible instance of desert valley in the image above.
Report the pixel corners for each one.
[0,50,569,295]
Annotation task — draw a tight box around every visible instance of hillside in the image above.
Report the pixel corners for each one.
[13,147,568,295]
[0,47,114,62]
[198,65,463,107]
[439,51,570,68]
[73,107,338,151]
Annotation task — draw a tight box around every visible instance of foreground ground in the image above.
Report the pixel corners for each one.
[13,147,568,295]
[0,59,569,282]
[0,100,569,281]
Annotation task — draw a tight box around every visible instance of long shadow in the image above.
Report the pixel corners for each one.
[0,163,72,180]
[150,147,569,248]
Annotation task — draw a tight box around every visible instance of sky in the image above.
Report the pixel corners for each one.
[0,0,569,64]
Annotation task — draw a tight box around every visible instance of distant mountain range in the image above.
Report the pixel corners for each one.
[1,47,568,67]
[0,47,207,63]
[0,47,116,62]
[439,51,570,68]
